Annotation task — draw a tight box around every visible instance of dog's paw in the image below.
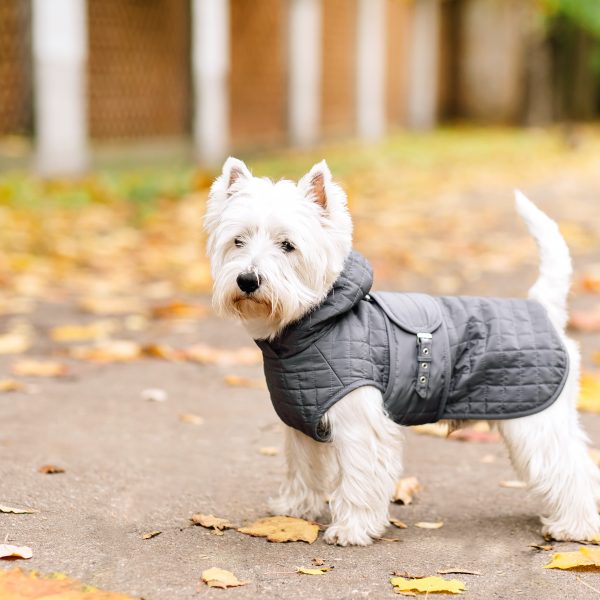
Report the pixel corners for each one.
[542,521,600,542]
[323,525,374,546]
[268,494,323,521]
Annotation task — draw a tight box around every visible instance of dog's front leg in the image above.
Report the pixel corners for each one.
[268,425,331,520]
[324,386,404,546]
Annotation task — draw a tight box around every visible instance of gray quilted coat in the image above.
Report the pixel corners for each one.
[256,251,569,442]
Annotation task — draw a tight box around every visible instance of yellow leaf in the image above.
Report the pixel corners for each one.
[499,480,527,489]
[411,423,448,438]
[414,521,444,529]
[69,340,141,362]
[151,300,208,320]
[578,372,600,412]
[0,544,32,559]
[11,359,68,377]
[390,519,408,529]
[0,379,27,392]
[224,374,267,389]
[190,513,233,531]
[544,546,600,570]
[238,516,319,544]
[390,576,465,594]
[179,413,204,425]
[258,446,279,456]
[50,320,117,342]
[80,296,144,315]
[142,531,161,540]
[201,567,249,588]
[0,332,30,354]
[393,476,422,505]
[0,504,38,514]
[297,566,329,575]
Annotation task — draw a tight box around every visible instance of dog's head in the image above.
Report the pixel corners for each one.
[204,157,352,339]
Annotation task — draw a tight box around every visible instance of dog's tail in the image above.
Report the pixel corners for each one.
[515,190,572,330]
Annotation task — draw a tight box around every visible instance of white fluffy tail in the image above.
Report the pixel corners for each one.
[515,190,572,330]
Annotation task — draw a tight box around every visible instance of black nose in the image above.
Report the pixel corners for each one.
[236,271,260,294]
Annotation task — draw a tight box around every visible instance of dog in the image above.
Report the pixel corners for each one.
[204,157,600,546]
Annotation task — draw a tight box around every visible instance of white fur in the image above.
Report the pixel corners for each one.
[205,160,600,545]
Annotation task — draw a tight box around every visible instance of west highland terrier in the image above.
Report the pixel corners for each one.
[204,157,600,546]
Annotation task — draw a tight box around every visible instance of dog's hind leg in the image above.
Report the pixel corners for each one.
[268,425,331,520]
[497,339,600,541]
[323,386,404,546]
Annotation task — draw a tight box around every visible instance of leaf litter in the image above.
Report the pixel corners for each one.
[238,516,319,544]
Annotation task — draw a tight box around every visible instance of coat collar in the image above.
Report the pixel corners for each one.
[256,251,373,358]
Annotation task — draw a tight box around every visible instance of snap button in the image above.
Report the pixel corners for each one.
[419,376,426,383]
[422,363,428,369]
[422,348,429,355]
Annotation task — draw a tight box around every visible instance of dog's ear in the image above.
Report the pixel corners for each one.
[299,160,332,210]
[222,157,251,196]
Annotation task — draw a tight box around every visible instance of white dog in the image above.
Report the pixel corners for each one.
[205,157,600,546]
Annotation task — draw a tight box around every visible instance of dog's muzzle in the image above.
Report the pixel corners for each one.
[236,270,261,294]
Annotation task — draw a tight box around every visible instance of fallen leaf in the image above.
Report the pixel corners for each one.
[437,568,481,576]
[0,379,27,392]
[142,531,161,540]
[0,504,38,514]
[141,343,180,360]
[414,522,444,529]
[238,516,319,543]
[201,567,249,588]
[381,537,401,542]
[0,568,136,598]
[411,423,448,438]
[190,513,233,531]
[529,543,554,551]
[0,545,32,559]
[569,309,600,332]
[581,274,600,294]
[544,546,600,570]
[312,557,325,566]
[224,374,266,389]
[390,519,408,529]
[184,344,261,367]
[141,388,168,402]
[393,476,422,505]
[0,332,30,354]
[151,300,208,320]
[69,340,141,362]
[390,575,465,595]
[578,372,600,412]
[297,566,329,575]
[12,360,68,377]
[448,422,500,443]
[38,464,65,474]
[499,480,527,489]
[258,447,279,456]
[50,320,117,342]
[179,413,204,425]
[80,296,144,315]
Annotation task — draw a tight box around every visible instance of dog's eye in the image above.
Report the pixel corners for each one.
[280,240,295,253]
[234,238,245,248]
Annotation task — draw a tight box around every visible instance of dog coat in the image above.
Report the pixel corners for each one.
[255,251,569,442]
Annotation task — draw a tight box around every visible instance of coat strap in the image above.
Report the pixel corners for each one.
[416,332,432,398]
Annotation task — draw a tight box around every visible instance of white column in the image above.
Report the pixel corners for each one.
[192,0,230,166]
[33,0,88,176]
[288,0,322,147]
[406,0,440,130]
[356,0,386,140]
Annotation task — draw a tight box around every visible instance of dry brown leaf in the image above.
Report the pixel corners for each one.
[201,567,249,589]
[12,359,68,377]
[38,464,65,474]
[238,516,319,544]
[569,309,600,332]
[258,446,279,456]
[414,521,444,529]
[581,274,600,294]
[311,557,325,566]
[390,519,408,529]
[69,340,141,362]
[0,504,38,514]
[499,480,527,489]
[50,320,117,342]
[393,476,422,505]
[380,537,401,542]
[80,296,144,315]
[0,545,32,559]
[529,543,554,551]
[297,566,329,575]
[142,531,161,540]
[410,423,448,438]
[184,344,262,367]
[0,332,30,355]
[544,547,600,570]
[390,575,465,594]
[437,568,481,576]
[190,513,233,531]
[224,374,267,390]
[179,413,204,425]
[141,343,180,360]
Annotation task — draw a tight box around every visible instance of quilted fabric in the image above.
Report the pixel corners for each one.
[256,251,569,442]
